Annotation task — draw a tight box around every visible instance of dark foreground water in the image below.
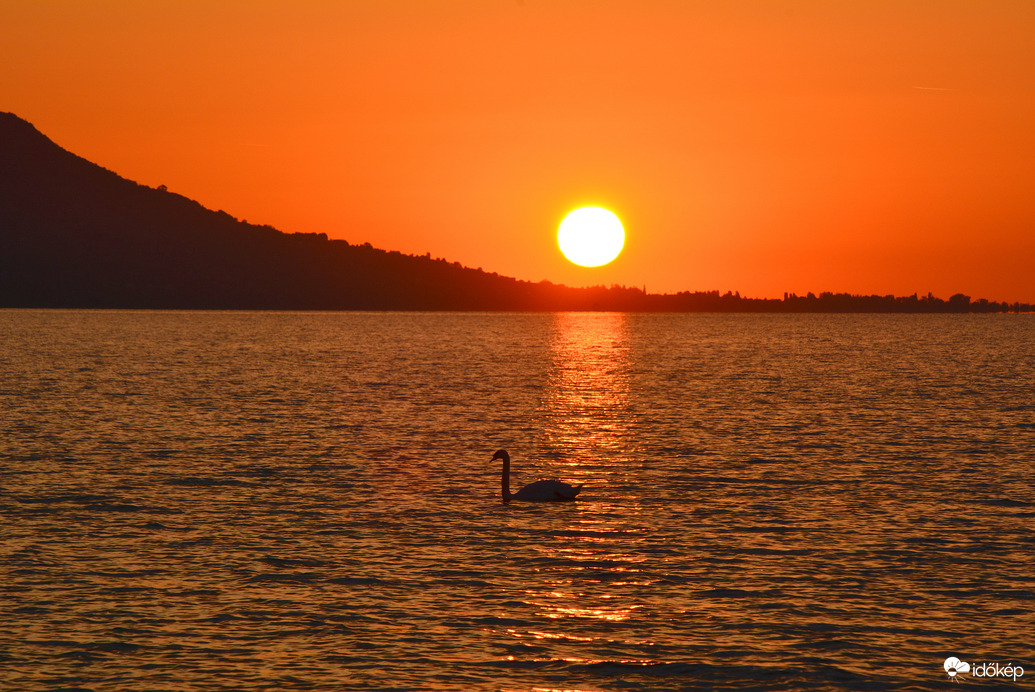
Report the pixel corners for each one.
[1,310,1032,691]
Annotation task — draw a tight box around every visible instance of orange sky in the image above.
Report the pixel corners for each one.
[3,1,1034,301]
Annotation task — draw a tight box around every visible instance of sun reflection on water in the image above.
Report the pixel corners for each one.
[501,312,662,658]
[535,312,636,476]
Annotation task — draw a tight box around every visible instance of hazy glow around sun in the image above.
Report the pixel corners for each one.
[557,207,625,267]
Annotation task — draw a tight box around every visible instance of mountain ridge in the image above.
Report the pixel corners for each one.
[1,112,1028,312]
[0,111,607,310]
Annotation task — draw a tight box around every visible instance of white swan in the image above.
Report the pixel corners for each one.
[491,449,583,502]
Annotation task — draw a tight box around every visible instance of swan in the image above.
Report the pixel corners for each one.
[491,449,583,502]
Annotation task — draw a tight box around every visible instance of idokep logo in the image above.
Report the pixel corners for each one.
[944,656,1025,683]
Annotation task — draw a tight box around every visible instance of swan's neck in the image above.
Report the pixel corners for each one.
[501,458,512,501]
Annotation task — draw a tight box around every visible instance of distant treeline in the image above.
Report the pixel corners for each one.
[638,289,1030,313]
[1,111,1030,313]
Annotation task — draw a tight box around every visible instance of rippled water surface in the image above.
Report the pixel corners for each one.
[2,310,1033,691]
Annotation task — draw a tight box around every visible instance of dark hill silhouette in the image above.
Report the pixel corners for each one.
[0,112,595,310]
[1,112,1028,312]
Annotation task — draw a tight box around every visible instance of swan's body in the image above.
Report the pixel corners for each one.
[492,449,582,502]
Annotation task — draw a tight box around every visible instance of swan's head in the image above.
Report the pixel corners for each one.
[491,449,510,462]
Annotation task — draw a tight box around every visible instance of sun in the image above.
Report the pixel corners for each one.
[558,207,625,267]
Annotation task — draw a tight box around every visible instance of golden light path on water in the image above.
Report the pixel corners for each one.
[502,314,655,676]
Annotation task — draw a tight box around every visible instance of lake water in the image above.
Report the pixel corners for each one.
[1,310,1032,691]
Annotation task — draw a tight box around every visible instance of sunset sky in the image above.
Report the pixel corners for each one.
[3,1,1034,301]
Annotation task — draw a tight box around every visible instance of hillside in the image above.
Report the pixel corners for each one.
[0,112,632,310]
[1,112,1027,312]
